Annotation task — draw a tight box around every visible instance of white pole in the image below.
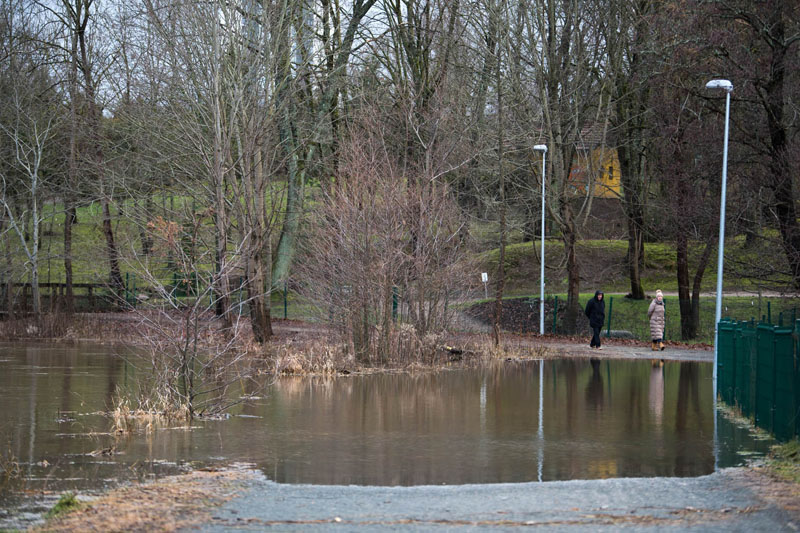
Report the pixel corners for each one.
[534,145,548,335]
[540,152,547,335]
[708,80,732,472]
[708,80,732,400]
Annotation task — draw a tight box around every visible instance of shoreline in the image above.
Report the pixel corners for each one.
[0,313,715,376]
[37,464,800,532]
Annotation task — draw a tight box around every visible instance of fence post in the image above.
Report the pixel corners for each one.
[392,286,398,322]
[772,325,795,440]
[718,320,736,404]
[284,281,288,319]
[796,320,800,438]
[606,296,613,338]
[771,327,778,435]
[768,301,772,324]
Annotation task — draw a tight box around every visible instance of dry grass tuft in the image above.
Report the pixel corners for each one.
[268,339,351,375]
[1,441,21,489]
[37,468,255,532]
[110,391,190,434]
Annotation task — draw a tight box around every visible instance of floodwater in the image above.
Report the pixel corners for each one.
[0,342,771,527]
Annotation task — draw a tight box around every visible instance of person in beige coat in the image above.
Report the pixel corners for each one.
[648,289,666,351]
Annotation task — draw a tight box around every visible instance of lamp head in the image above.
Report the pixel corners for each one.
[706,79,733,92]
[533,144,548,153]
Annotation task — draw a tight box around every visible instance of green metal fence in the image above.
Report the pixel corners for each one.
[717,319,800,441]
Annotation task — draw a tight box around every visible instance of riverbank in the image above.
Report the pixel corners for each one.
[0,312,713,374]
[39,464,799,532]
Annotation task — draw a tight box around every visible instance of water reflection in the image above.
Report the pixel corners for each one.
[0,343,772,508]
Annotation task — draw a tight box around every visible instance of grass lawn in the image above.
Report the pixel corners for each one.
[8,196,800,347]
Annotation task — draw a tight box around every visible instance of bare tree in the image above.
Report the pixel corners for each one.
[703,0,800,288]
[521,0,607,332]
[58,0,124,298]
[604,0,661,300]
[271,0,379,287]
[121,213,264,420]
[142,0,291,338]
[0,1,62,318]
[0,93,58,318]
[297,105,472,363]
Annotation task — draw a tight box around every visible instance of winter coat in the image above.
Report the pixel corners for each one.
[648,299,666,340]
[584,291,606,329]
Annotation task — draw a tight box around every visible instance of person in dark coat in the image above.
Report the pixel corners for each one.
[584,290,605,349]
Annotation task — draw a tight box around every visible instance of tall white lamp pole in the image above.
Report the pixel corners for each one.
[534,144,548,335]
[706,79,733,398]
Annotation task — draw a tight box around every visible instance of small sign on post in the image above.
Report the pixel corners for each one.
[481,272,488,299]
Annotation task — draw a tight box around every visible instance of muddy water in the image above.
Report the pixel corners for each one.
[0,342,770,526]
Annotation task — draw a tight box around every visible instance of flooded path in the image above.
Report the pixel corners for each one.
[0,342,773,528]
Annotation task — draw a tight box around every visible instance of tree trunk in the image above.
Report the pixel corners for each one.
[493,197,506,346]
[562,205,580,334]
[759,6,800,289]
[618,145,646,299]
[492,8,504,347]
[245,264,272,342]
[75,7,123,298]
[30,200,41,318]
[211,19,231,330]
[101,200,123,296]
[272,147,304,287]
[272,9,305,288]
[676,231,694,340]
[272,0,376,286]
[244,170,273,342]
[690,242,713,336]
[64,204,75,314]
[4,225,12,319]
[213,179,231,329]
[64,18,79,315]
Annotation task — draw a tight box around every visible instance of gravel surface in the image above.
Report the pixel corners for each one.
[539,339,713,363]
[196,468,798,532]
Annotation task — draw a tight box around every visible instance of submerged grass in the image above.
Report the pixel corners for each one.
[44,493,82,519]
[110,393,191,434]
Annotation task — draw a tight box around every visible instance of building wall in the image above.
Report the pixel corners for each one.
[568,148,622,199]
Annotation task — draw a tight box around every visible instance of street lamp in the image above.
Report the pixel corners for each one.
[534,144,548,335]
[706,79,733,397]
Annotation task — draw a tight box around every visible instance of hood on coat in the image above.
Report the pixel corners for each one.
[594,290,604,300]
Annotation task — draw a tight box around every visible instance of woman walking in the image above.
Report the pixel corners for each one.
[648,289,666,351]
[584,290,605,349]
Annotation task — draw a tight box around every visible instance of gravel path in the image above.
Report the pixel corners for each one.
[195,468,798,532]
[538,339,713,363]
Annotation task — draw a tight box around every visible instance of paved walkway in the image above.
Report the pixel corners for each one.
[196,468,798,532]
[537,339,713,363]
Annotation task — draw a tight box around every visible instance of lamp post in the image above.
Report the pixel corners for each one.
[534,144,548,335]
[706,79,733,398]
